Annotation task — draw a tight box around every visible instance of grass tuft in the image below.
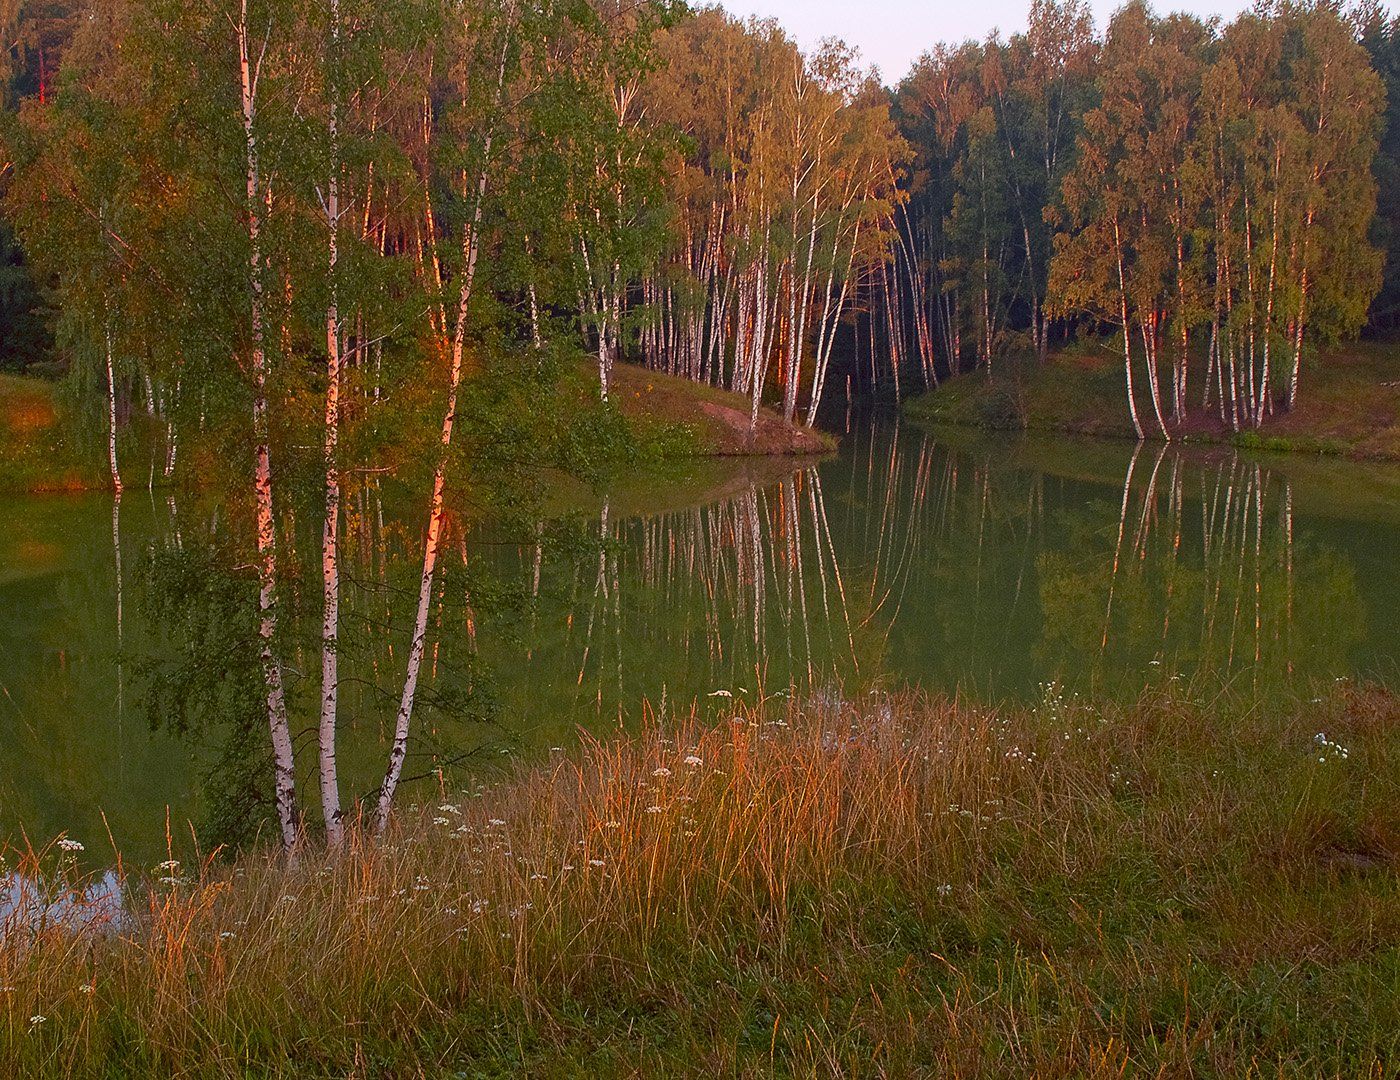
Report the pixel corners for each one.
[2,683,1397,1077]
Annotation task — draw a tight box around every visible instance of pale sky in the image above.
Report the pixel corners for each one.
[720,1,1258,85]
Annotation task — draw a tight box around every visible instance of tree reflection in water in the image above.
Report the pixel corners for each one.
[0,425,1392,860]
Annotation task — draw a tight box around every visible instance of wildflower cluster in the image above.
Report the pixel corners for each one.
[1312,732,1350,763]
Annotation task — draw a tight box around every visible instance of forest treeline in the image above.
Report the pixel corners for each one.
[888,0,1394,438]
[0,0,1398,848]
[4,2,1400,439]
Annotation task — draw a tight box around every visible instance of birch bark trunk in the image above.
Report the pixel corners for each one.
[104,320,121,494]
[240,0,299,851]
[1114,219,1145,441]
[377,22,509,831]
[319,0,344,849]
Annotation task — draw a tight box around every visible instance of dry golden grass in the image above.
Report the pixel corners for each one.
[2,684,1397,1077]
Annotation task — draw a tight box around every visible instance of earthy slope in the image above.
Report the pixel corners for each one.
[606,361,833,457]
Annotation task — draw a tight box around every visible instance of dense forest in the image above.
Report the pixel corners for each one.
[884,0,1395,438]
[1,0,1399,847]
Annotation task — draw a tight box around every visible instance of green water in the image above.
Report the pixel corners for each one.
[3,423,1398,863]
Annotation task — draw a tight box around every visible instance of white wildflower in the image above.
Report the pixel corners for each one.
[683,755,703,767]
[1313,733,1350,762]
[57,839,84,853]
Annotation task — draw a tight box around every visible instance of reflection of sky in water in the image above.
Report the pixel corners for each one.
[0,870,125,937]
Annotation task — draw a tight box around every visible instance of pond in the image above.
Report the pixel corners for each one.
[3,421,1398,864]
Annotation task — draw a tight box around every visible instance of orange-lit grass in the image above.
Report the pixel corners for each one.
[1,685,1397,1077]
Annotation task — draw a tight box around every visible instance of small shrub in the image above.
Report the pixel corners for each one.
[978,380,1027,430]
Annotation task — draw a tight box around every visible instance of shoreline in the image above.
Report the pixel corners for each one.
[904,340,1400,464]
[0,363,836,497]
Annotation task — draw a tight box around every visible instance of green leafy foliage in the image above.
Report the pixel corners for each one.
[0,221,51,372]
[140,542,273,851]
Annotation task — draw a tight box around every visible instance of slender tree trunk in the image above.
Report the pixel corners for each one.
[378,112,498,833]
[1114,219,1145,441]
[1140,313,1171,440]
[1289,254,1310,413]
[241,0,298,852]
[319,0,344,849]
[1257,149,1281,427]
[104,320,122,494]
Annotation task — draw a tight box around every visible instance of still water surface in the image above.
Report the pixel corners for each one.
[3,422,1397,862]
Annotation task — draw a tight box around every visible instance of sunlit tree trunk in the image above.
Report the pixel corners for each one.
[319,0,344,849]
[378,23,506,830]
[103,318,121,493]
[240,0,298,852]
[1114,218,1145,441]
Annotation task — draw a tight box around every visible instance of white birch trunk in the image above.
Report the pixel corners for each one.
[377,37,504,830]
[319,0,344,849]
[104,320,121,494]
[241,0,299,852]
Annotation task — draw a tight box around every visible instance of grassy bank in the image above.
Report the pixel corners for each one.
[0,374,103,493]
[0,361,831,496]
[605,362,833,458]
[3,684,1397,1077]
[906,339,1400,460]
